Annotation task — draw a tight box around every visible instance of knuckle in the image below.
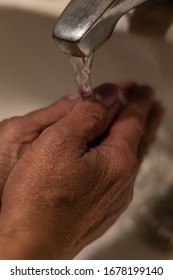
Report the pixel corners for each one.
[40,125,65,146]
[40,123,81,153]
[45,123,74,142]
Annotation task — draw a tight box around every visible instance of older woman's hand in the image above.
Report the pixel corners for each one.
[0,83,163,259]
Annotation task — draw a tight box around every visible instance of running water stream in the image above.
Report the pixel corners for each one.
[70,53,94,98]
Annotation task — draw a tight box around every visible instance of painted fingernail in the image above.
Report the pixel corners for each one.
[66,91,81,101]
[95,83,123,108]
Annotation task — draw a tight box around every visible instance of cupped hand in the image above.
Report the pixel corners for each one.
[0,95,79,202]
[0,83,163,259]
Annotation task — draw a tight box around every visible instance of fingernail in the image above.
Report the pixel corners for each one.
[66,91,81,101]
[94,84,123,108]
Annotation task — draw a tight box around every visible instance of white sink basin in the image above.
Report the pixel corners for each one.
[0,1,173,260]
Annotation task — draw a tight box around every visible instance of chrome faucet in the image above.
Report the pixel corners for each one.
[53,0,147,57]
[53,0,173,58]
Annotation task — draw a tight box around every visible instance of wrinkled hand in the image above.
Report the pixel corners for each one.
[0,83,163,259]
[0,96,78,201]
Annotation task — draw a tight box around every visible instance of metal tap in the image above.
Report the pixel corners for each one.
[53,0,173,58]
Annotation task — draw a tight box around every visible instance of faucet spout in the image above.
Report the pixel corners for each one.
[53,0,147,57]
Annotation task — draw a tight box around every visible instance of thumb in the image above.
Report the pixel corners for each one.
[54,84,126,145]
[27,84,132,158]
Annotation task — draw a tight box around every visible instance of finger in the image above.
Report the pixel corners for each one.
[0,93,82,144]
[138,101,164,162]
[0,93,80,201]
[99,85,154,154]
[48,83,130,149]
[19,93,81,130]
[13,80,136,130]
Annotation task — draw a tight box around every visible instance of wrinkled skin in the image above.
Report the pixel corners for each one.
[0,82,163,259]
